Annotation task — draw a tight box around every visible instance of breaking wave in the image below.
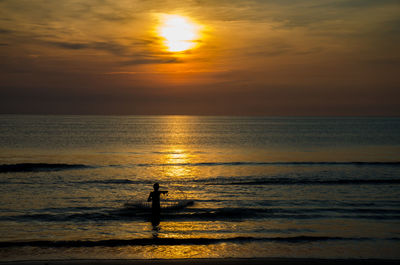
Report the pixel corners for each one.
[1,236,394,248]
[0,163,92,173]
[202,177,400,186]
[3,206,399,223]
[134,161,400,167]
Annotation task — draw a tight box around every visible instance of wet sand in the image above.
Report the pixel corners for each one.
[1,258,399,265]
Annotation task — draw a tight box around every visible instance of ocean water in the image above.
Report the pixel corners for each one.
[0,115,399,261]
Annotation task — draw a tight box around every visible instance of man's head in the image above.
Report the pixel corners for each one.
[153,183,159,191]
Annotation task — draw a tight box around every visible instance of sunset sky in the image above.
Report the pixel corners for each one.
[1,0,399,116]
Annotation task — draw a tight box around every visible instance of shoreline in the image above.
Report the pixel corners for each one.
[1,258,400,265]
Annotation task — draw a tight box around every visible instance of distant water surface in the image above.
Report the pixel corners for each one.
[0,115,399,260]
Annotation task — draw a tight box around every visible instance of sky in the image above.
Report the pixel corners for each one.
[0,0,399,116]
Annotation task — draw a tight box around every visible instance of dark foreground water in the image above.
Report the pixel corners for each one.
[0,115,399,260]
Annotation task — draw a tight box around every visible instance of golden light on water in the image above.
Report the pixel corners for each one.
[158,14,201,52]
[165,149,187,164]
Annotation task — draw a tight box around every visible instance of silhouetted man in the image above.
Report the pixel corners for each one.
[147,183,168,226]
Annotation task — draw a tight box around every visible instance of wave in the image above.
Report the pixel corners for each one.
[135,161,400,167]
[204,178,400,186]
[76,179,152,185]
[2,161,398,173]
[4,206,400,223]
[1,236,394,248]
[0,163,92,173]
[0,178,152,185]
[4,176,399,186]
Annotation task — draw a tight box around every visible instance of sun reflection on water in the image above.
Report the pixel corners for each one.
[165,149,187,164]
[156,116,201,181]
[160,149,190,179]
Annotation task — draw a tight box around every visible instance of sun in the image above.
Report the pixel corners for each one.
[158,14,200,52]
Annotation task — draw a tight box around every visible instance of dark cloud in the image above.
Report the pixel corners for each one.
[246,42,293,57]
[45,40,127,55]
[0,28,12,34]
[321,0,399,9]
[364,58,400,67]
[44,40,178,65]
[91,41,129,55]
[381,17,400,35]
[95,13,133,22]
[47,41,90,50]
[121,57,181,65]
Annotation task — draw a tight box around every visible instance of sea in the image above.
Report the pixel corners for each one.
[0,115,399,261]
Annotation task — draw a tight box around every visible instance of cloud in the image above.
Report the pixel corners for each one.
[105,69,228,75]
[47,41,89,50]
[364,58,400,67]
[121,57,181,65]
[0,28,12,34]
[44,39,179,65]
[381,17,400,35]
[45,40,128,55]
[320,0,399,9]
[246,41,294,57]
